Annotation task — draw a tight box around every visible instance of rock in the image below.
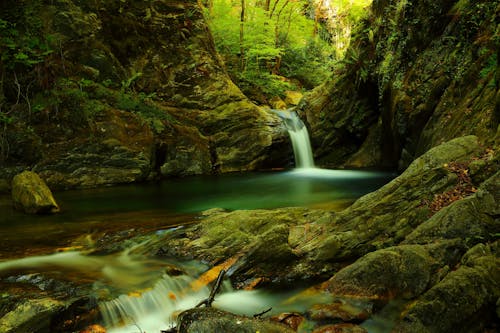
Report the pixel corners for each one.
[142,136,490,286]
[79,325,106,333]
[1,0,290,187]
[343,120,386,168]
[149,208,330,285]
[284,91,303,106]
[317,245,436,301]
[403,171,499,245]
[312,323,368,333]
[392,242,500,333]
[196,102,285,172]
[159,123,212,177]
[0,298,64,333]
[307,297,374,322]
[34,109,154,189]
[270,313,305,331]
[176,307,295,333]
[269,96,287,109]
[11,171,60,214]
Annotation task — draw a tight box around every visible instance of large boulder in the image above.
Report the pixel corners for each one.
[11,171,60,214]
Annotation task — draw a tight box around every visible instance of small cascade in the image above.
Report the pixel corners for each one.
[274,109,315,168]
[99,273,305,332]
[100,273,210,332]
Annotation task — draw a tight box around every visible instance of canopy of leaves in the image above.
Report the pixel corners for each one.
[206,0,372,99]
[206,0,335,98]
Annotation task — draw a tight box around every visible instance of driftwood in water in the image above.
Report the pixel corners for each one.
[195,269,226,308]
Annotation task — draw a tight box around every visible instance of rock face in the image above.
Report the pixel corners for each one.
[11,171,60,214]
[0,0,288,190]
[298,0,498,169]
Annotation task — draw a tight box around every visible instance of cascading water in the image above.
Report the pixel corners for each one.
[274,109,315,168]
[100,273,210,332]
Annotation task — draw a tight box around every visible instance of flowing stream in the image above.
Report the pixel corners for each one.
[0,112,397,332]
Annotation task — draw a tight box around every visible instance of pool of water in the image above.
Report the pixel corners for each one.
[0,168,394,258]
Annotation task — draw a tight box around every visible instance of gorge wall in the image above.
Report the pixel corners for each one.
[299,0,498,169]
[0,0,289,190]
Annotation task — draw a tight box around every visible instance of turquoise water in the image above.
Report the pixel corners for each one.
[64,168,393,213]
[0,169,393,257]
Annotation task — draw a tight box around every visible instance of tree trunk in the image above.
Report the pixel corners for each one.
[239,0,245,71]
[264,0,271,11]
[274,0,289,47]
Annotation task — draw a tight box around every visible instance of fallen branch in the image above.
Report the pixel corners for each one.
[253,307,272,318]
[196,269,226,308]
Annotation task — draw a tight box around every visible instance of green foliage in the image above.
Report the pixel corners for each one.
[0,14,55,70]
[207,0,335,98]
[281,38,334,88]
[479,52,497,82]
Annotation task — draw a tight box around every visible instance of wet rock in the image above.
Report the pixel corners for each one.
[307,297,375,322]
[312,323,368,333]
[150,208,329,284]
[145,136,489,286]
[176,307,295,333]
[11,171,60,214]
[271,313,305,331]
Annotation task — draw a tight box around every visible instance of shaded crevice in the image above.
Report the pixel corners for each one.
[154,142,167,171]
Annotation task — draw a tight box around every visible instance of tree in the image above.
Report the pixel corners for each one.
[207,0,366,97]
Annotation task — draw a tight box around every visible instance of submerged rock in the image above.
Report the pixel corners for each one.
[11,171,60,214]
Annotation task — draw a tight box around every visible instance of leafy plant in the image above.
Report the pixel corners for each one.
[0,19,54,70]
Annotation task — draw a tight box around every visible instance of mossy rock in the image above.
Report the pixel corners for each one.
[11,171,59,214]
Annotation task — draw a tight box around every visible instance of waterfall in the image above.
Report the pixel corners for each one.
[275,110,315,168]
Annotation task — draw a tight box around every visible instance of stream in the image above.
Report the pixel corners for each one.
[0,169,395,332]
